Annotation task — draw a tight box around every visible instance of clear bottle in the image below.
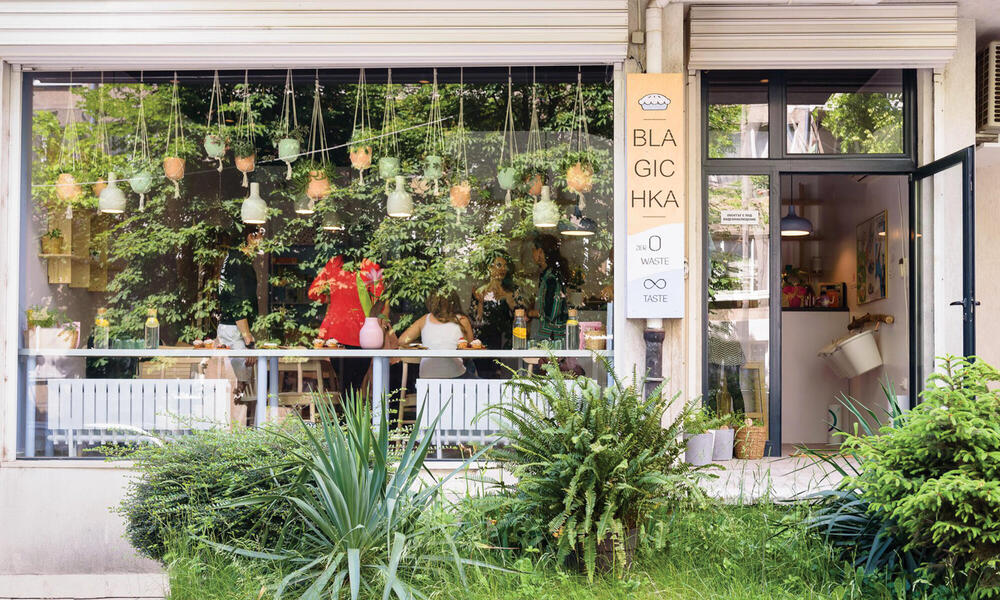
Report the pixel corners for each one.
[565,308,580,350]
[94,307,110,350]
[512,308,528,350]
[144,308,160,349]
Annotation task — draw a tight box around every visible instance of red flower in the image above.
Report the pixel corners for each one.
[359,259,383,300]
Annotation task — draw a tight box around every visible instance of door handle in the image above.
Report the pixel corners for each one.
[950,300,982,307]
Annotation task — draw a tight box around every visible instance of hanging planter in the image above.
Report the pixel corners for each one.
[526,173,544,198]
[565,158,595,195]
[449,180,472,222]
[203,71,227,171]
[378,69,401,194]
[55,173,83,204]
[274,69,303,180]
[233,70,257,188]
[303,71,334,204]
[129,73,155,211]
[92,73,112,200]
[496,69,519,204]
[163,72,186,199]
[422,69,446,196]
[92,178,107,198]
[349,69,374,184]
[563,69,598,211]
[448,68,472,223]
[55,73,83,219]
[523,70,548,201]
[306,169,331,201]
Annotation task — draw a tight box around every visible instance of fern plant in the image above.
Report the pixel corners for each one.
[485,358,709,581]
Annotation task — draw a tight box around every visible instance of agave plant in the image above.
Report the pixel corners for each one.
[210,392,495,600]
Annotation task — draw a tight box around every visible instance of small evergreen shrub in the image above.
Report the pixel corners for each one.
[113,423,307,561]
[844,357,1000,596]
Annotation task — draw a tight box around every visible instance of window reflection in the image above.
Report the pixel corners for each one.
[707,72,769,159]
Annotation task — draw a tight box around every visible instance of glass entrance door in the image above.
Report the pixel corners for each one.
[911,146,976,391]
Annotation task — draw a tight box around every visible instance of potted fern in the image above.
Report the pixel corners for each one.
[683,404,716,466]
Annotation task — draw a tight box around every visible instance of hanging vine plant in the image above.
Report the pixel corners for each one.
[274,69,304,180]
[92,72,113,198]
[496,68,519,204]
[349,68,374,184]
[564,68,597,207]
[300,70,332,206]
[233,69,256,188]
[203,70,226,172]
[377,68,401,194]
[128,72,155,210]
[162,72,186,199]
[422,68,446,197]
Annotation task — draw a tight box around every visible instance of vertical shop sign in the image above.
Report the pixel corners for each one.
[626,72,685,318]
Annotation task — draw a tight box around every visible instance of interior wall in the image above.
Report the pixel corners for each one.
[781,174,909,444]
[975,146,1000,368]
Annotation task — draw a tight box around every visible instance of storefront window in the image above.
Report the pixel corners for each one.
[706,175,770,436]
[706,72,769,159]
[20,68,614,457]
[786,69,904,155]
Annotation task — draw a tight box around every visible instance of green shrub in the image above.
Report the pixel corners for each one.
[113,423,307,561]
[211,392,494,600]
[484,359,709,581]
[842,357,1000,596]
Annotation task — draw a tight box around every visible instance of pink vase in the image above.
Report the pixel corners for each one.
[358,317,384,349]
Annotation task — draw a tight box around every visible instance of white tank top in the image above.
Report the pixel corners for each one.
[419,314,466,378]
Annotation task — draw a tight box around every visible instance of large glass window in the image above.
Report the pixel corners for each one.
[706,175,770,437]
[20,68,614,458]
[786,69,904,155]
[706,72,769,159]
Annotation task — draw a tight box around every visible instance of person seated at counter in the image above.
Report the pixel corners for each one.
[398,291,476,379]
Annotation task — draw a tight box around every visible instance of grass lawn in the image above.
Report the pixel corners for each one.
[165,503,883,600]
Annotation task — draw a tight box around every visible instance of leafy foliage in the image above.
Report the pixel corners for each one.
[818,92,903,154]
[112,423,308,561]
[210,393,495,600]
[483,359,709,581]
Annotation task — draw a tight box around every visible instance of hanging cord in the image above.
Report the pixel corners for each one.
[279,68,299,180]
[96,72,111,163]
[131,71,152,210]
[498,67,518,203]
[452,68,470,224]
[526,66,544,199]
[423,68,445,196]
[205,70,226,172]
[308,70,329,169]
[379,68,400,193]
[235,69,256,187]
[350,68,372,183]
[164,72,185,198]
[57,72,82,219]
[569,67,593,209]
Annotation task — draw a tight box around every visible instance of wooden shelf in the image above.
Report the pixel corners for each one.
[781,235,824,241]
[38,253,73,259]
[782,307,849,312]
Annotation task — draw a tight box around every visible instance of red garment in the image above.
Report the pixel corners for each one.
[309,256,369,347]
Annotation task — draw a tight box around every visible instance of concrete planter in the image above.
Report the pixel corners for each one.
[684,431,715,466]
[711,428,735,461]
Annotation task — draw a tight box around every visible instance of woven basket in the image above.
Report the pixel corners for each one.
[734,418,767,459]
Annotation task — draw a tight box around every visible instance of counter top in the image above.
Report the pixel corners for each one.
[19,348,606,359]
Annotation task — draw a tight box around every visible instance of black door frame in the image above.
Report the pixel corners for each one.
[909,145,977,398]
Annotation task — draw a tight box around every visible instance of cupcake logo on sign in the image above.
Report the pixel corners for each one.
[626,74,686,319]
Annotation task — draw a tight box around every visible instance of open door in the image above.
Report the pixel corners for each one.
[910,146,976,395]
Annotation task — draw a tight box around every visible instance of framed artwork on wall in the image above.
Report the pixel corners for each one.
[857,210,888,304]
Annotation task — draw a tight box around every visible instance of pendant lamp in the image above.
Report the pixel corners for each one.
[781,184,812,237]
[322,210,344,231]
[560,206,597,237]
[241,182,268,225]
[386,175,413,218]
[294,195,316,215]
[98,172,126,214]
[532,185,559,228]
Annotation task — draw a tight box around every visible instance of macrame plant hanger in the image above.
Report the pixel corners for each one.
[350,68,372,184]
[423,68,445,196]
[569,67,594,211]
[279,69,299,180]
[130,71,153,210]
[57,72,82,219]
[96,72,111,170]
[205,70,226,172]
[164,72,185,199]
[308,70,329,173]
[235,69,256,187]
[378,68,400,194]
[525,66,544,197]
[497,67,519,204]
[449,67,471,224]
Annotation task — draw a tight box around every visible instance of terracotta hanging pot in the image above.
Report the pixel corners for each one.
[306,170,331,201]
[566,162,594,194]
[450,181,472,224]
[92,178,108,198]
[235,154,255,188]
[163,157,185,198]
[55,173,82,203]
[350,146,372,171]
[526,173,544,198]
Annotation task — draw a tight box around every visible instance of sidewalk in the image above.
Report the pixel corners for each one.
[0,573,167,600]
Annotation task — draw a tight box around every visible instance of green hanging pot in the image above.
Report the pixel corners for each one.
[278,138,301,180]
[129,170,154,211]
[379,156,400,180]
[497,166,518,203]
[423,155,443,179]
[203,134,225,159]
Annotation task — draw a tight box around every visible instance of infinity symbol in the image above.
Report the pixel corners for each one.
[643,279,668,289]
